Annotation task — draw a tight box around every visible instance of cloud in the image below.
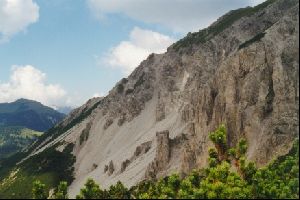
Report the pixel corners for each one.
[0,65,66,107]
[249,0,266,6]
[0,0,39,43]
[88,0,266,33]
[100,27,174,74]
[92,92,106,98]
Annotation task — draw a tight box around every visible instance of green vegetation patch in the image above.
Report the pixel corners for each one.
[0,143,75,199]
[0,126,43,159]
[131,129,299,199]
[0,168,56,199]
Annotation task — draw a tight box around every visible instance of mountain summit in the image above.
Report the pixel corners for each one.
[0,99,65,132]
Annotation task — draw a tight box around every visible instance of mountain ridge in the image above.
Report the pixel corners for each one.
[0,98,66,132]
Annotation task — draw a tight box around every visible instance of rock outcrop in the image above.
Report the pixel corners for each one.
[108,161,114,176]
[120,141,152,173]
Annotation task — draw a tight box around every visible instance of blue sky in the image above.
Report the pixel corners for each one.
[0,0,264,108]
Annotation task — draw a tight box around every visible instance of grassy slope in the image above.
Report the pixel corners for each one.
[0,169,56,199]
[0,143,75,199]
[0,126,43,159]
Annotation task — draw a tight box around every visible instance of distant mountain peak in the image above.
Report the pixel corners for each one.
[13,98,46,106]
[14,98,36,103]
[0,99,66,132]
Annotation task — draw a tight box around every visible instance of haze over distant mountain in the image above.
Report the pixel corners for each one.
[55,106,74,115]
[0,99,66,132]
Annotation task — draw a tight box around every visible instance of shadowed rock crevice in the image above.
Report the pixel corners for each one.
[145,131,192,180]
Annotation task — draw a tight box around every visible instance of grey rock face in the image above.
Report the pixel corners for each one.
[103,118,113,130]
[104,165,108,173]
[145,131,171,180]
[120,159,130,173]
[119,141,152,173]
[27,0,299,194]
[108,160,115,176]
[155,131,171,170]
[77,0,298,186]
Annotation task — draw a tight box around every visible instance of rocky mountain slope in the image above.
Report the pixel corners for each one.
[0,99,66,132]
[0,0,298,198]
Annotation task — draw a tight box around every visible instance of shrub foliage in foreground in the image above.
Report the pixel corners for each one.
[32,124,299,199]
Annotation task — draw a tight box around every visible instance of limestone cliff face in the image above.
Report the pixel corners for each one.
[25,0,299,197]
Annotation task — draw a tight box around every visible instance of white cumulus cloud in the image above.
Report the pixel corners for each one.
[100,27,174,74]
[88,0,266,33]
[0,0,39,43]
[249,0,266,6]
[92,92,106,98]
[0,65,66,107]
